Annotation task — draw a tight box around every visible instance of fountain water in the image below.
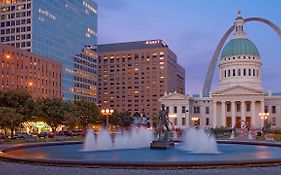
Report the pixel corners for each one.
[181,127,219,154]
[82,128,95,151]
[82,127,153,151]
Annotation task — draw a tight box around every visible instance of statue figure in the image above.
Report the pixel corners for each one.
[158,104,170,136]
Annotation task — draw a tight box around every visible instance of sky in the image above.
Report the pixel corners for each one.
[94,0,281,94]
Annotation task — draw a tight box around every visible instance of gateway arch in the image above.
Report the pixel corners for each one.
[202,17,281,97]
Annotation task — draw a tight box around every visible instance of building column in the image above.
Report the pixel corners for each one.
[241,101,246,122]
[231,101,236,128]
[212,101,217,128]
[221,101,226,127]
[251,101,256,128]
[260,100,265,129]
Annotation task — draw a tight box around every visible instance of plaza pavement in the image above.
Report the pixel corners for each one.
[0,161,281,175]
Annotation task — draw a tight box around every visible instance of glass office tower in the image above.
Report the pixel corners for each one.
[0,0,98,101]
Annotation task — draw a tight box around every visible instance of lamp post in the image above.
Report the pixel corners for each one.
[101,109,114,128]
[259,112,269,132]
[191,117,199,127]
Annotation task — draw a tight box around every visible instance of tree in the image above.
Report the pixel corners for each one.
[71,100,101,129]
[38,98,71,131]
[63,112,79,130]
[0,90,36,117]
[0,107,25,137]
[110,111,134,127]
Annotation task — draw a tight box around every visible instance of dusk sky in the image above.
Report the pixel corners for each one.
[95,0,281,94]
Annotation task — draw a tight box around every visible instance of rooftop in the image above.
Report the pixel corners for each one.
[98,39,169,52]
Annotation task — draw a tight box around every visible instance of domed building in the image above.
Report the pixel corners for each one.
[159,11,281,130]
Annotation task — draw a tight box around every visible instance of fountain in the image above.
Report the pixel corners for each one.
[81,128,96,151]
[2,126,281,168]
[181,127,219,154]
[82,127,153,151]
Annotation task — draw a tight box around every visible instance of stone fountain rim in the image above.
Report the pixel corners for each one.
[1,140,281,169]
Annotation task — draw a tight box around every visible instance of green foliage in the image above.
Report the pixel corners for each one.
[62,112,79,130]
[0,90,36,117]
[37,98,71,131]
[0,107,25,137]
[71,100,101,129]
[109,111,133,127]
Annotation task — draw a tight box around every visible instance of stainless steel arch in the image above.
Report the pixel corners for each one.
[202,17,281,97]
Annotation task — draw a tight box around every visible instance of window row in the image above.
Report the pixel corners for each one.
[223,68,259,78]
[265,106,276,114]
[0,26,31,35]
[1,3,31,12]
[223,56,257,61]
[0,18,31,27]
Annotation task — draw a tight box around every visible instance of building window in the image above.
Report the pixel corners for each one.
[182,106,186,114]
[243,69,246,76]
[182,118,186,126]
[233,69,235,76]
[253,69,255,76]
[238,69,241,76]
[228,69,230,77]
[246,103,251,112]
[265,106,268,113]
[206,118,209,126]
[174,106,177,113]
[227,103,231,112]
[224,70,226,77]
[272,106,276,113]
[248,69,251,76]
[236,103,241,112]
[272,117,276,126]
[194,107,200,114]
[205,107,209,114]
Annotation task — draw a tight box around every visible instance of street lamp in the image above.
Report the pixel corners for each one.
[259,112,269,131]
[101,108,114,128]
[191,117,199,126]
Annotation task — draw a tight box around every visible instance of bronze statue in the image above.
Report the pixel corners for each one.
[158,104,170,132]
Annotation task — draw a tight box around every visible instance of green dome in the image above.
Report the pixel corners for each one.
[220,38,260,60]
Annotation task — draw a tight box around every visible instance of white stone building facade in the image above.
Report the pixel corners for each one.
[159,12,281,130]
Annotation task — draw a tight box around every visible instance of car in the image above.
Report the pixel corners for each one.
[12,132,37,141]
[71,129,85,136]
[38,132,56,138]
[58,130,73,137]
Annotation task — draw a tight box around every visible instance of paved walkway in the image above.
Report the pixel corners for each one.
[0,161,281,175]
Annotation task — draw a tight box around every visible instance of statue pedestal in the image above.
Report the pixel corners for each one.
[150,140,175,149]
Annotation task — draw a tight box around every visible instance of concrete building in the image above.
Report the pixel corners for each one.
[0,0,98,101]
[0,43,62,98]
[98,40,185,117]
[160,12,281,129]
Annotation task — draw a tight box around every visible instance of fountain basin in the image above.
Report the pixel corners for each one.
[1,141,281,168]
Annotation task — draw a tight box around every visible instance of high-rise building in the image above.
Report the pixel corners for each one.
[0,43,62,98]
[0,0,98,101]
[98,39,185,117]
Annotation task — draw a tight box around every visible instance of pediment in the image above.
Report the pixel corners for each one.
[159,92,190,101]
[212,86,264,96]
